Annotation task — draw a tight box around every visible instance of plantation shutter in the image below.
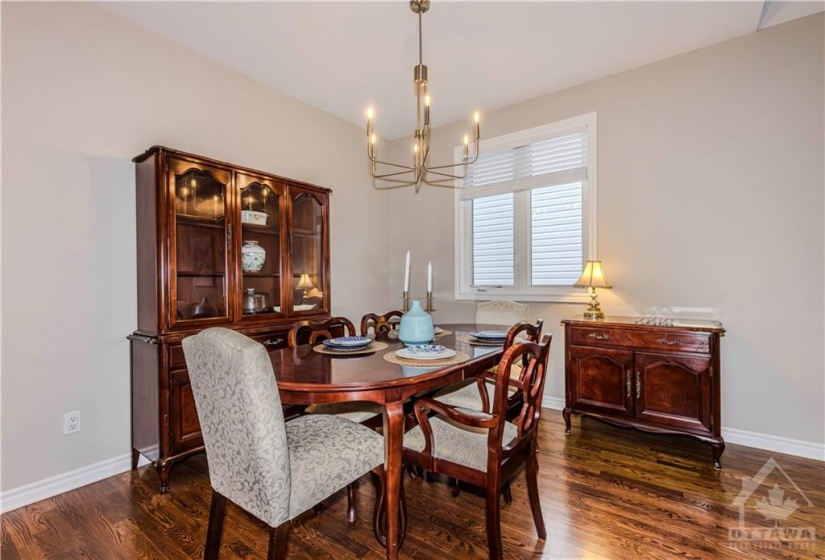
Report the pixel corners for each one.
[463,125,588,287]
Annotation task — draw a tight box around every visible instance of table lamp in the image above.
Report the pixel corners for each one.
[297,273,314,299]
[574,260,612,319]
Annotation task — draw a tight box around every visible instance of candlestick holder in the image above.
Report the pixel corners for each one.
[402,291,410,313]
[425,291,435,312]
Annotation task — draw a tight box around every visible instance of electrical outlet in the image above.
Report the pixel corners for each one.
[64,411,81,434]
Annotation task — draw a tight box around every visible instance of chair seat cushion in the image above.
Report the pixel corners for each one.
[433,378,517,411]
[404,413,518,472]
[285,415,384,518]
[305,401,382,423]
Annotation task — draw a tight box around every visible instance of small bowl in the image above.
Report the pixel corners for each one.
[241,210,268,226]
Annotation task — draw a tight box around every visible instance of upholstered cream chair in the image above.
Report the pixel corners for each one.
[434,321,545,415]
[475,300,529,326]
[403,335,552,560]
[182,328,385,559]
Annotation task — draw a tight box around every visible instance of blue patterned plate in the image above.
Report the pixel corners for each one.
[469,330,508,341]
[396,345,456,360]
[323,336,372,349]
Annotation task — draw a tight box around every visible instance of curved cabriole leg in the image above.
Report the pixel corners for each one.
[451,478,461,497]
[562,407,572,434]
[156,462,172,494]
[373,465,407,548]
[373,466,386,545]
[526,453,547,540]
[712,439,726,469]
[267,524,289,560]
[204,490,227,560]
[347,481,358,524]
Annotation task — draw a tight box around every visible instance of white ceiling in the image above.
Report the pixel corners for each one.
[101,1,824,140]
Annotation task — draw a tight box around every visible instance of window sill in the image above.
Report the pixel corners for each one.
[454,288,590,304]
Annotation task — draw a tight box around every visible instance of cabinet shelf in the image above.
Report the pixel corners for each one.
[177,272,225,278]
[176,214,226,229]
[241,224,280,235]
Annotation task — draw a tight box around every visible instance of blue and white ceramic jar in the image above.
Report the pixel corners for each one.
[241,240,266,273]
[398,300,435,346]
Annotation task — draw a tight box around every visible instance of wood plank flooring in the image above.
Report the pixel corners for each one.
[2,412,823,559]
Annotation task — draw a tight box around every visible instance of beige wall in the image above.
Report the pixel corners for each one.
[389,14,825,448]
[1,2,391,491]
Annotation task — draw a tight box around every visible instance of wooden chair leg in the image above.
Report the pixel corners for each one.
[204,490,227,560]
[502,480,513,505]
[347,481,358,524]
[372,466,385,546]
[267,524,289,560]
[485,483,503,560]
[526,453,547,539]
[450,477,461,497]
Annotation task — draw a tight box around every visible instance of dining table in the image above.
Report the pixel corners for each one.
[268,323,506,560]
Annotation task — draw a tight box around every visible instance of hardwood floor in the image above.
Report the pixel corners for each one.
[2,412,823,559]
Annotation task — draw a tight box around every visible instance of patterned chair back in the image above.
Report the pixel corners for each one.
[182,328,291,528]
[475,300,529,327]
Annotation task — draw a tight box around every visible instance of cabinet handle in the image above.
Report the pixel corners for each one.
[636,371,641,399]
[289,233,294,253]
[227,223,233,246]
[264,338,284,347]
[588,332,611,341]
[626,371,631,397]
[656,337,681,346]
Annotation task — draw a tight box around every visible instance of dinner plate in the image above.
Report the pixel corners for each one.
[469,330,508,341]
[323,336,372,349]
[433,326,443,335]
[396,345,456,361]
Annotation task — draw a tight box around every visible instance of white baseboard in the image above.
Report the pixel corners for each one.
[721,426,825,461]
[3,410,822,513]
[541,396,825,461]
[0,452,151,513]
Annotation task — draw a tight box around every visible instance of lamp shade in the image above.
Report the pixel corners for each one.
[574,260,612,289]
[297,273,314,290]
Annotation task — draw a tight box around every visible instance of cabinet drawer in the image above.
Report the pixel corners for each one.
[169,332,288,370]
[250,332,289,352]
[569,327,710,354]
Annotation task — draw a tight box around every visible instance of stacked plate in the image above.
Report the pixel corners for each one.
[396,344,456,361]
[468,330,508,344]
[322,336,373,351]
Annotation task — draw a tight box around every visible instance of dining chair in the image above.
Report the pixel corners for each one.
[287,317,383,426]
[433,320,545,417]
[182,328,385,559]
[287,316,358,347]
[475,300,529,327]
[360,310,404,337]
[403,335,552,560]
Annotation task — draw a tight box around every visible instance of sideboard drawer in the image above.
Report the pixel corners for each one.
[569,327,710,354]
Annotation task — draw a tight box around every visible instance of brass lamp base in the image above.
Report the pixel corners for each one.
[583,288,605,320]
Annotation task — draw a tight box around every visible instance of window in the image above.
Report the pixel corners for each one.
[455,113,596,302]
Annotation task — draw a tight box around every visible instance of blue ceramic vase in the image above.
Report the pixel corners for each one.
[398,300,434,346]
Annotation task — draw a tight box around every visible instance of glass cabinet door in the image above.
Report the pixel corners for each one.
[238,173,284,320]
[168,158,231,326]
[289,188,328,314]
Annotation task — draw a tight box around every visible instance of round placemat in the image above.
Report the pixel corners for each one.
[455,334,504,347]
[383,349,470,368]
[313,341,388,356]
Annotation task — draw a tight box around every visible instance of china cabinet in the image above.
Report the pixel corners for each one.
[561,316,725,468]
[129,146,331,492]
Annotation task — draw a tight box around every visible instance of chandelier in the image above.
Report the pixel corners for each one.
[366,0,480,189]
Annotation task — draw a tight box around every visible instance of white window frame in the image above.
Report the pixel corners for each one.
[454,112,597,302]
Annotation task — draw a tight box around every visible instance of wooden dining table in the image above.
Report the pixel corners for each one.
[268,323,505,560]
